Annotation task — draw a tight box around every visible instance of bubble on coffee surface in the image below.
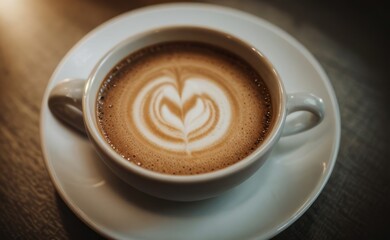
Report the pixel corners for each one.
[97,42,272,175]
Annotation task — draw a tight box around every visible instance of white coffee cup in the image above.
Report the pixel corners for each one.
[48,26,325,201]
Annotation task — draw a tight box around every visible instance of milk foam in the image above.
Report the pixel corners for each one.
[132,68,232,154]
[97,42,272,175]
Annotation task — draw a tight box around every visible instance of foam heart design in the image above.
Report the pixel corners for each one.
[132,67,232,154]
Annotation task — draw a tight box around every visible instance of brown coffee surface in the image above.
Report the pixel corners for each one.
[97,42,272,175]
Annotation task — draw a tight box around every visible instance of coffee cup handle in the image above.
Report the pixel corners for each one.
[282,93,325,136]
[48,78,86,133]
[48,80,324,136]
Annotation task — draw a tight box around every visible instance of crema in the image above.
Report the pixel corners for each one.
[97,42,272,175]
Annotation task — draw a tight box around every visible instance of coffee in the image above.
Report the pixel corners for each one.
[96,41,272,175]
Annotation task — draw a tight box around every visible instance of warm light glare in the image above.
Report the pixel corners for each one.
[0,0,25,19]
[0,0,39,40]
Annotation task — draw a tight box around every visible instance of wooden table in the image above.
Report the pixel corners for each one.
[1,0,388,239]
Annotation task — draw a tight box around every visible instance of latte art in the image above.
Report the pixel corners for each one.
[97,42,272,175]
[132,67,233,154]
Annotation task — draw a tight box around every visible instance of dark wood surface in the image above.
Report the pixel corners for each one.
[0,0,389,239]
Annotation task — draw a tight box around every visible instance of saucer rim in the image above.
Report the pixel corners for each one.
[40,3,341,239]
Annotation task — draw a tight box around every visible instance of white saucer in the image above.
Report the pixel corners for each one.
[40,3,340,239]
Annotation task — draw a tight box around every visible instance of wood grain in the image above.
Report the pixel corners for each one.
[0,0,388,239]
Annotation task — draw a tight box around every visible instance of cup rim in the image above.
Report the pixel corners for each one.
[83,25,286,183]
